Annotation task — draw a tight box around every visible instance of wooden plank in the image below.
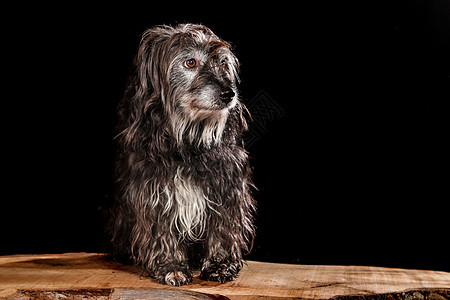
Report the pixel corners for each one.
[0,253,449,299]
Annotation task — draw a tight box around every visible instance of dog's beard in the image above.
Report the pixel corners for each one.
[171,104,230,147]
[169,91,236,147]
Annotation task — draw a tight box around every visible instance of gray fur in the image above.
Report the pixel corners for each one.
[107,24,256,286]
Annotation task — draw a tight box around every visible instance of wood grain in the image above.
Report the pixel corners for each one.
[0,253,448,299]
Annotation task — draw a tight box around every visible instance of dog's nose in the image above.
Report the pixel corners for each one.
[220,89,235,104]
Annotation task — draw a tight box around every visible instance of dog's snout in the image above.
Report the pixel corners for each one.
[219,89,235,104]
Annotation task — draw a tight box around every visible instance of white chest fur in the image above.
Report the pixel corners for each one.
[161,167,218,241]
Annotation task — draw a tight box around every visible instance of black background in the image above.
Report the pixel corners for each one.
[2,1,449,272]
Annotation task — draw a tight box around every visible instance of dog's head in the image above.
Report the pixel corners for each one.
[133,24,242,146]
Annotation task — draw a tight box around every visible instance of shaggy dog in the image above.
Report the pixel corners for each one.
[108,23,256,286]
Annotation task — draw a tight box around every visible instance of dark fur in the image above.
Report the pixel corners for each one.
[107,24,256,286]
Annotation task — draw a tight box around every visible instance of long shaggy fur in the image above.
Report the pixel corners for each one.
[107,24,256,286]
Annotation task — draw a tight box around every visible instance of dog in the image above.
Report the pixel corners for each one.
[107,23,256,286]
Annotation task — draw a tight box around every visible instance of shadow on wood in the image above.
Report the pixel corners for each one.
[0,253,449,299]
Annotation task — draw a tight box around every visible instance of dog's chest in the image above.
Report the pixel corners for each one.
[166,167,213,241]
[164,149,243,240]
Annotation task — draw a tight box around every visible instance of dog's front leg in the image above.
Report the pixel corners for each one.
[200,226,244,283]
[142,232,192,286]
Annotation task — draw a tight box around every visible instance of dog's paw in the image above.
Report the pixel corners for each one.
[200,261,241,283]
[160,270,192,286]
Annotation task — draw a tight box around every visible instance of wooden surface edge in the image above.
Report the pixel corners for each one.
[0,253,449,299]
[2,288,450,300]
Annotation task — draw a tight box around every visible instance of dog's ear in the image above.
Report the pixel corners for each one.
[211,39,240,84]
[134,26,172,101]
[229,50,240,84]
[117,27,172,148]
[223,42,240,85]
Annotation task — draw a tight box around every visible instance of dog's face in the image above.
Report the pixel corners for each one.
[170,43,239,116]
[137,24,239,121]
[136,24,241,146]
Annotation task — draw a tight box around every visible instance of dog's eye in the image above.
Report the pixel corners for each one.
[184,58,197,68]
[220,61,228,69]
